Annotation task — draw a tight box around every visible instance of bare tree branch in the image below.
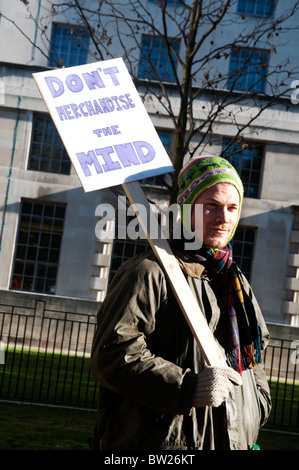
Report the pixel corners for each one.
[8,0,299,201]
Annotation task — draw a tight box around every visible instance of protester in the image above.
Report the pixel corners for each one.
[90,155,271,450]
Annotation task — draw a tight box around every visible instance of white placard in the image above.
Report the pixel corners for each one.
[33,58,174,192]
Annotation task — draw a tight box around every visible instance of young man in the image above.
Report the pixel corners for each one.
[90,155,271,450]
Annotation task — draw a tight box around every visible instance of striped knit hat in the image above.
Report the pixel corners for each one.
[177,155,244,238]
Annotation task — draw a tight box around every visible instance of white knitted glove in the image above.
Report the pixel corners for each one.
[191,366,243,408]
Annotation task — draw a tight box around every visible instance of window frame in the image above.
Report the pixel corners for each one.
[11,200,66,295]
[231,226,256,280]
[227,47,270,94]
[237,0,275,18]
[109,211,149,283]
[138,34,180,83]
[148,0,182,4]
[222,138,264,199]
[28,113,71,176]
[48,23,90,68]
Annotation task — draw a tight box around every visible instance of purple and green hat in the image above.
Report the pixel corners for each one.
[177,155,244,237]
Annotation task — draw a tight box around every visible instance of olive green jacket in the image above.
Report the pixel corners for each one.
[90,250,271,450]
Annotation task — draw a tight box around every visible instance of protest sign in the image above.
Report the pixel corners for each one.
[33,58,174,192]
[33,59,226,367]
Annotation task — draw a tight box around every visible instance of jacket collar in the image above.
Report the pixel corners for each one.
[172,246,205,279]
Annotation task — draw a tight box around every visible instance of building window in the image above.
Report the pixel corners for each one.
[28,114,71,175]
[148,0,181,4]
[227,48,269,93]
[237,0,275,17]
[109,238,149,282]
[138,35,180,83]
[11,200,66,294]
[231,226,256,280]
[49,23,89,68]
[109,214,149,282]
[222,139,263,198]
[140,130,171,187]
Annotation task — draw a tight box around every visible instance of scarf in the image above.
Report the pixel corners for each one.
[173,240,263,373]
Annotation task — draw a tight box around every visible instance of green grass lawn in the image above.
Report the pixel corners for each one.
[0,401,96,450]
[0,401,298,451]
[0,348,98,408]
[268,380,299,429]
[258,428,299,451]
[1,348,299,451]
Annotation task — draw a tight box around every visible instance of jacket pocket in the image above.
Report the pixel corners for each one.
[225,369,261,449]
[239,369,262,446]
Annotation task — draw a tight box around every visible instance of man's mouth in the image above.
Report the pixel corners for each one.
[210,227,227,234]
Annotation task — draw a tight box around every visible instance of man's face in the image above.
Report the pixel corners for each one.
[191,183,240,249]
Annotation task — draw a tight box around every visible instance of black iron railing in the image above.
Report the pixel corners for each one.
[0,299,98,408]
[0,298,298,430]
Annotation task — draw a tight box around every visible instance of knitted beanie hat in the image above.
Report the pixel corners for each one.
[177,155,244,238]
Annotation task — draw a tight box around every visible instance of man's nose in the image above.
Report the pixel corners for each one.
[216,207,229,223]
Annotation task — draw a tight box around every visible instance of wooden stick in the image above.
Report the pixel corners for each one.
[122,181,227,367]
